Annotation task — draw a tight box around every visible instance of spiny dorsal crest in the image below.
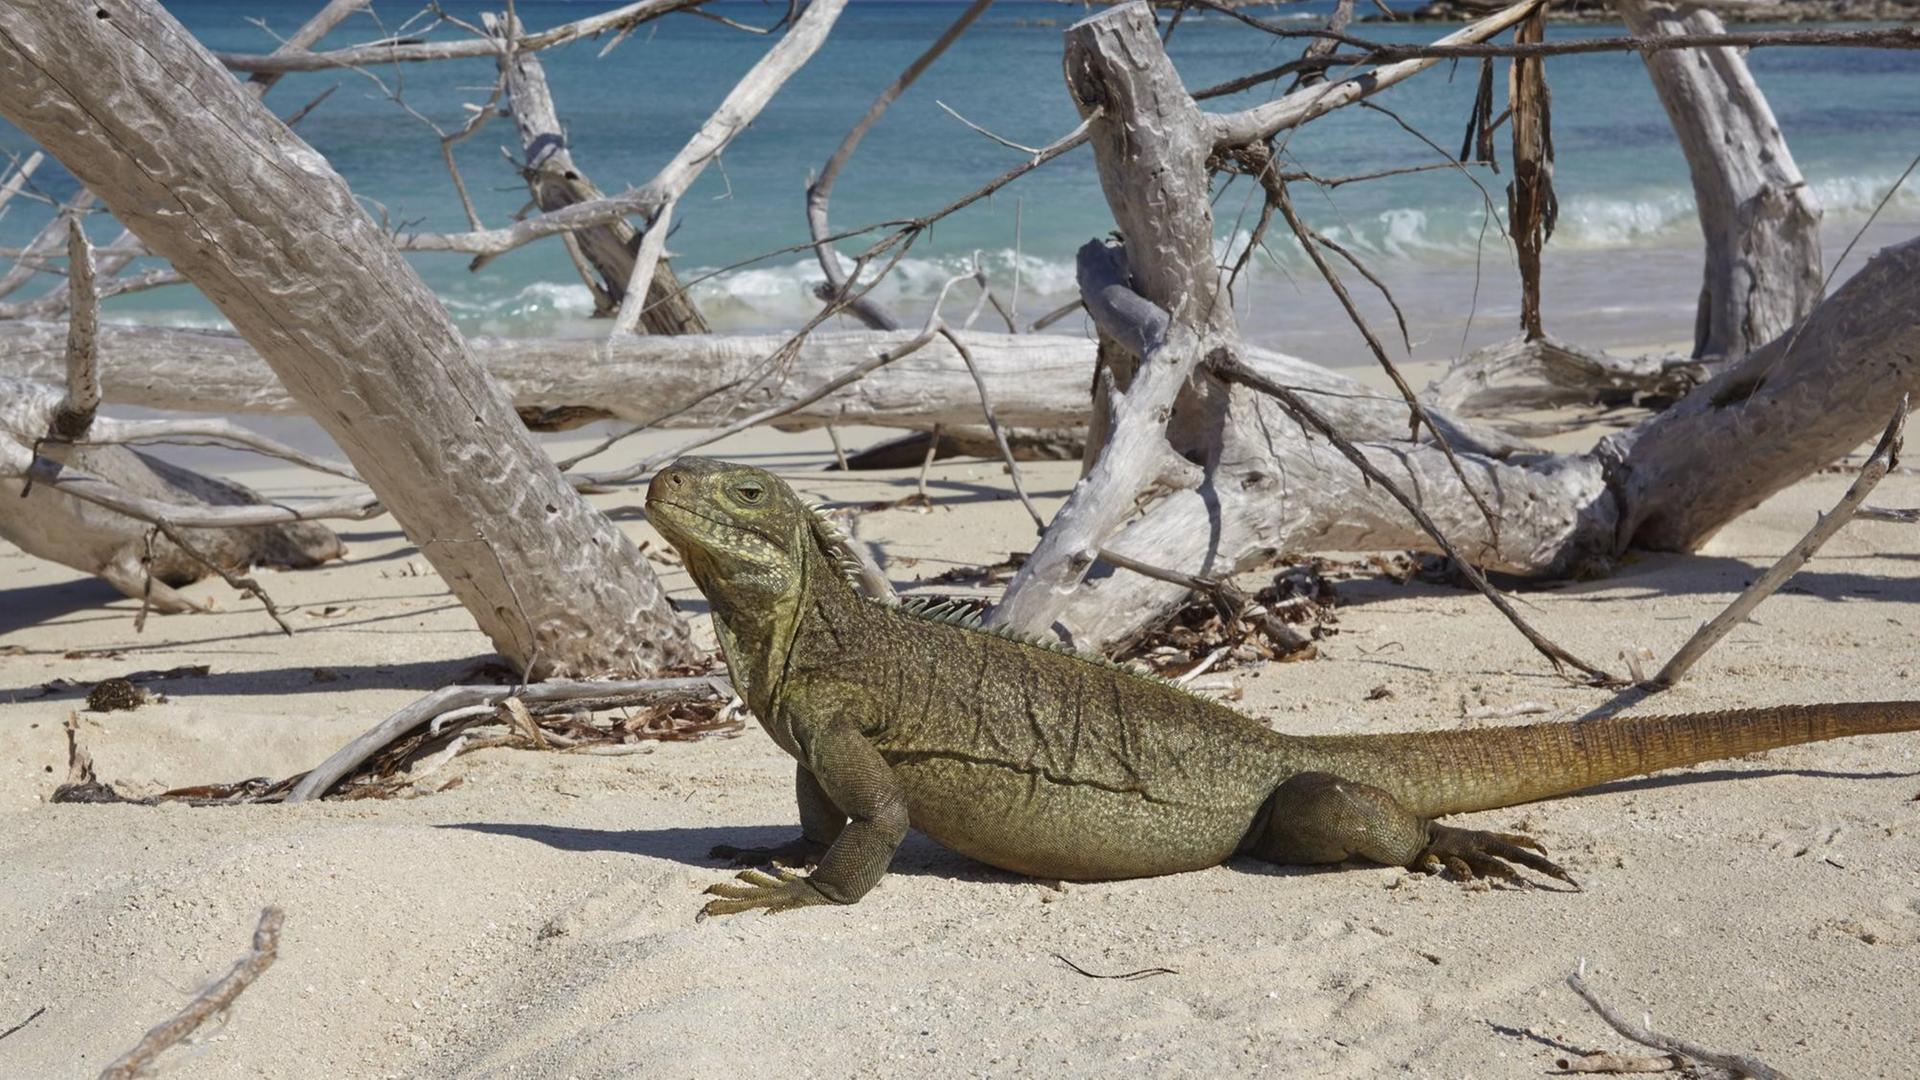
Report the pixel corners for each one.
[803,500,868,581]
[802,503,1187,691]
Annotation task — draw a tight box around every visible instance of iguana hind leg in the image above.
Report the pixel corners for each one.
[1244,772,1577,887]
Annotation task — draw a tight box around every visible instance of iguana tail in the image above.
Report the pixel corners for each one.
[1295,701,1920,819]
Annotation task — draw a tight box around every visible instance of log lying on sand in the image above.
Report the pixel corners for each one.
[0,322,1528,457]
[0,443,344,612]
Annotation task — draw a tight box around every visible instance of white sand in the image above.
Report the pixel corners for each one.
[3,404,1918,1078]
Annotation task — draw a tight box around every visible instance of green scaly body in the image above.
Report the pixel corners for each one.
[645,457,1920,916]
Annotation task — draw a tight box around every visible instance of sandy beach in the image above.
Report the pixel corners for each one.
[3,374,1918,1077]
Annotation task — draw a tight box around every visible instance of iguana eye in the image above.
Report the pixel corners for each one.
[735,484,764,504]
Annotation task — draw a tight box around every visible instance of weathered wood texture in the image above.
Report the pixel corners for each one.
[1601,236,1920,551]
[1619,0,1823,359]
[1425,335,1705,414]
[2,380,344,610]
[0,0,693,676]
[489,13,708,334]
[0,322,1526,455]
[994,2,1915,651]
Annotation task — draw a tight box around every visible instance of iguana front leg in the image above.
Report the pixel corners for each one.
[711,763,846,868]
[1246,772,1579,887]
[702,725,908,918]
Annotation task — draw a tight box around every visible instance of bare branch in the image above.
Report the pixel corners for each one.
[808,0,995,331]
[288,677,732,802]
[1566,967,1795,1080]
[611,0,850,334]
[99,907,286,1080]
[1210,0,1546,148]
[215,0,706,72]
[1652,396,1907,688]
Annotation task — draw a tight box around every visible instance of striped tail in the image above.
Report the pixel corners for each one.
[1293,701,1920,819]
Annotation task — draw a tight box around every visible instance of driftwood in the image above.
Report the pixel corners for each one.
[99,907,286,1080]
[607,0,849,335]
[0,0,694,677]
[288,677,732,802]
[0,224,344,613]
[0,321,1529,455]
[1424,335,1706,415]
[987,3,1920,654]
[1599,238,1920,551]
[1618,0,1823,359]
[486,12,708,333]
[0,441,345,613]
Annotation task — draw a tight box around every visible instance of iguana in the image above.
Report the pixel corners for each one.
[645,456,1920,917]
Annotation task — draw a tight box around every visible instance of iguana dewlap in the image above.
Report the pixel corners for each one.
[645,456,1920,918]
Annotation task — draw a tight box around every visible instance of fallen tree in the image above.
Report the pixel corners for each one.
[0,321,1529,455]
[984,2,1920,653]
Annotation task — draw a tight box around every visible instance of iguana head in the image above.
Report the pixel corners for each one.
[645,456,828,619]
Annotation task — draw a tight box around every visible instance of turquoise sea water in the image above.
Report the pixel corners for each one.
[3,0,1917,364]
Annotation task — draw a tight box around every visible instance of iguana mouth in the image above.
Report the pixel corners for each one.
[644,495,787,551]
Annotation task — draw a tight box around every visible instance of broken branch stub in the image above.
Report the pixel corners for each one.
[1618,0,1823,359]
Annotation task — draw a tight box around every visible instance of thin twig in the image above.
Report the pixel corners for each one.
[916,422,941,502]
[936,99,1042,155]
[0,1005,45,1043]
[938,318,1044,528]
[151,521,295,637]
[807,0,996,331]
[1566,966,1795,1080]
[99,907,286,1080]
[1652,395,1908,689]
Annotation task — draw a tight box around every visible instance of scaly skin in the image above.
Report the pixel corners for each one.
[645,457,1920,917]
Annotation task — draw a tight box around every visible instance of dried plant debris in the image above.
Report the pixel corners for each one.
[30,665,209,703]
[324,689,744,801]
[924,552,1028,588]
[1123,559,1345,675]
[50,665,741,807]
[85,678,151,712]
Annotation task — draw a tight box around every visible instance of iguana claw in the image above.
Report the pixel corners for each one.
[1417,824,1580,890]
[709,837,827,869]
[698,866,833,919]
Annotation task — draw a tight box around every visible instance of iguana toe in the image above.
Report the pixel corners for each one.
[1421,824,1580,890]
[698,867,833,919]
[709,837,827,869]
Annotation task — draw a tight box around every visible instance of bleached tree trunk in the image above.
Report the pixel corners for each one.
[1600,237,1920,552]
[990,2,1915,651]
[1618,0,1823,359]
[0,0,693,677]
[488,12,708,334]
[0,322,1530,454]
